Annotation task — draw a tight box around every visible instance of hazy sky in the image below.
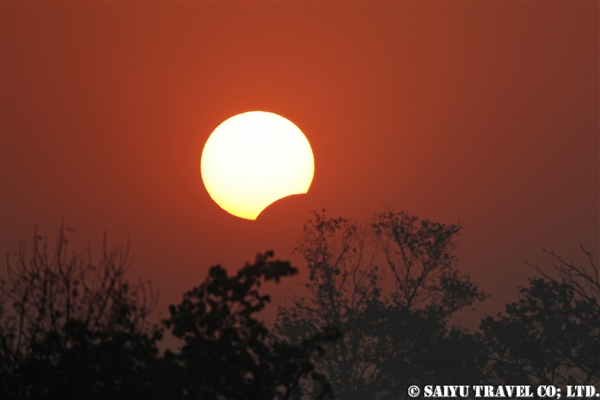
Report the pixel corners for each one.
[2,1,598,327]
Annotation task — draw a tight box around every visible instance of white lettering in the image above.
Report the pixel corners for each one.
[585,386,596,397]
[423,385,470,397]
[517,386,534,397]
[504,386,516,397]
[424,385,433,397]
[495,386,507,397]
[473,385,483,398]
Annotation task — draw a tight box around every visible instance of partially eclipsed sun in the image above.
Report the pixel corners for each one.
[201,111,314,220]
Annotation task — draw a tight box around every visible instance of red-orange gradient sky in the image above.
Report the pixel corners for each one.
[2,1,598,327]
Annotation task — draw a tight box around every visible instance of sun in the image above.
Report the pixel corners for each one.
[201,111,314,220]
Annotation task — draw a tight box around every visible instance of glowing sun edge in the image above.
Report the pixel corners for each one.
[201,111,314,220]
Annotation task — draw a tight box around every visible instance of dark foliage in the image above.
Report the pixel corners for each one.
[0,226,161,399]
[3,220,596,399]
[274,210,489,399]
[163,251,340,400]
[482,247,600,385]
[0,228,338,400]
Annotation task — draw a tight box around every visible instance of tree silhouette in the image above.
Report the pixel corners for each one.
[1,228,339,399]
[481,246,599,385]
[6,219,594,398]
[163,251,340,400]
[0,226,161,399]
[274,210,488,399]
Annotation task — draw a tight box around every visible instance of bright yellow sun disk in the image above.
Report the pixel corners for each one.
[201,111,314,220]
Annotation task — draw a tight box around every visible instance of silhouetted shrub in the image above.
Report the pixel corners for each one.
[0,226,161,399]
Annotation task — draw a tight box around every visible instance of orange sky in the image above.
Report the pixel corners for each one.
[2,1,598,328]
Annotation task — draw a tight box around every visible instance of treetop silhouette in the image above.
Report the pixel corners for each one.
[1,216,596,399]
[275,209,488,399]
